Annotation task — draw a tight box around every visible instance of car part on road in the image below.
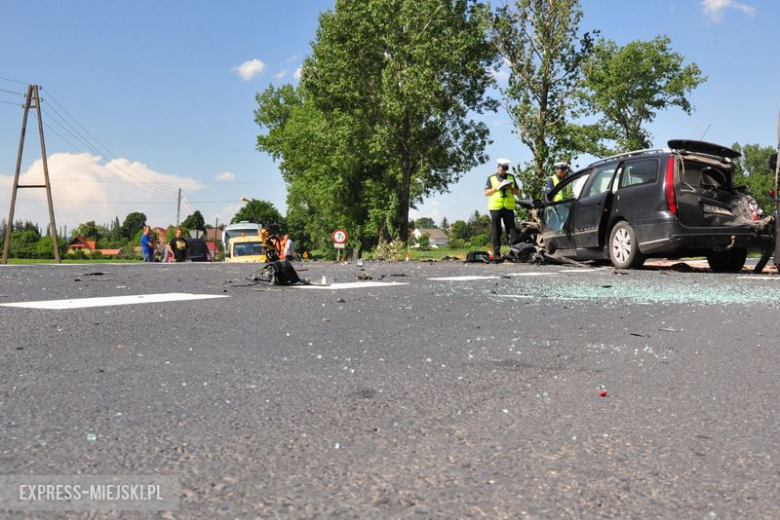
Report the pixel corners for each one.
[706,247,748,273]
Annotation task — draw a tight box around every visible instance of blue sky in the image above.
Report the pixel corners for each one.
[0,0,777,233]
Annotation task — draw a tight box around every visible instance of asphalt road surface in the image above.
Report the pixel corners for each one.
[2,260,780,519]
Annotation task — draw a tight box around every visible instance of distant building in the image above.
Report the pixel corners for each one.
[66,236,122,257]
[411,228,448,248]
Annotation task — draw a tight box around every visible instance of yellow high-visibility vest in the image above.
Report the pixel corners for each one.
[488,174,516,210]
[549,174,570,202]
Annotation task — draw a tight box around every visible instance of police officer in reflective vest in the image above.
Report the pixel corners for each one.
[483,158,520,258]
[545,162,571,202]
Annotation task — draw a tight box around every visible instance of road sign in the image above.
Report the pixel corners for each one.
[332,229,347,245]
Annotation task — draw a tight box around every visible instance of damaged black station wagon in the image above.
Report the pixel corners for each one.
[540,140,774,271]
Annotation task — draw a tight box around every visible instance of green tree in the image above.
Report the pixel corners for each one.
[467,210,490,237]
[440,216,449,232]
[233,199,285,230]
[257,0,499,247]
[490,0,596,199]
[120,212,147,240]
[582,36,706,153]
[733,142,776,215]
[181,210,206,232]
[414,217,436,229]
[450,220,469,240]
[72,221,103,241]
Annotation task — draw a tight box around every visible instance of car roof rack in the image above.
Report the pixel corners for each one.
[587,148,671,168]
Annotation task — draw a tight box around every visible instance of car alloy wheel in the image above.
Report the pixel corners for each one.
[609,221,645,269]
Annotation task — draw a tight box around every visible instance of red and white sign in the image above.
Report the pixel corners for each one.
[332,229,348,244]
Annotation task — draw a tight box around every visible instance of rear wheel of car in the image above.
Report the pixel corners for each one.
[609,222,645,269]
[707,248,747,273]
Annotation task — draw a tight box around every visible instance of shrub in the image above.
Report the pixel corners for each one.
[372,239,406,261]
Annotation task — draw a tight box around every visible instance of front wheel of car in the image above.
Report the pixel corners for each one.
[707,248,747,273]
[609,222,645,269]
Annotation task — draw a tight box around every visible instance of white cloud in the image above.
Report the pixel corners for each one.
[233,58,266,81]
[294,67,302,80]
[0,153,205,231]
[215,171,235,182]
[273,70,288,80]
[702,0,756,21]
[409,200,445,224]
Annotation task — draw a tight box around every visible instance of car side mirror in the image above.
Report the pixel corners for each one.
[770,152,777,173]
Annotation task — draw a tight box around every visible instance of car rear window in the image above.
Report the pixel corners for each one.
[681,161,728,189]
[619,158,659,188]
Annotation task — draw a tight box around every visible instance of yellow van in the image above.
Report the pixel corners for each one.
[226,235,267,263]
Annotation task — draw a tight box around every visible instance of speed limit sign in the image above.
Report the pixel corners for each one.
[332,229,348,245]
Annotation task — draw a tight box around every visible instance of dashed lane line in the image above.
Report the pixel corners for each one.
[0,293,229,310]
[296,281,408,290]
[505,272,556,277]
[427,276,501,281]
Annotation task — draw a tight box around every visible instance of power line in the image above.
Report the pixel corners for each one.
[0,75,29,86]
[41,108,180,198]
[0,88,24,96]
[42,119,178,201]
[41,109,180,200]
[41,88,181,197]
[95,137,259,154]
[0,99,22,107]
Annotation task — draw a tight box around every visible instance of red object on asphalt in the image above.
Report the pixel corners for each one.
[598,391,608,397]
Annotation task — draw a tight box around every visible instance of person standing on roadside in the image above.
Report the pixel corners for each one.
[483,158,519,258]
[545,162,571,202]
[167,228,188,263]
[141,226,156,263]
[280,234,295,261]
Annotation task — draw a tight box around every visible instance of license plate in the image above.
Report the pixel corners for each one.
[702,204,732,216]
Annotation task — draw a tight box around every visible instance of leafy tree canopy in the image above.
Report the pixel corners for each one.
[582,36,706,153]
[257,0,499,247]
[181,210,206,232]
[490,0,596,198]
[232,199,285,231]
[121,212,147,240]
[733,142,776,215]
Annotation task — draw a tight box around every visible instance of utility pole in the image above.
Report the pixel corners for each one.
[2,85,60,263]
[214,217,219,258]
[176,188,182,227]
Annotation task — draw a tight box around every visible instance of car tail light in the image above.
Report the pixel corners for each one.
[664,156,677,216]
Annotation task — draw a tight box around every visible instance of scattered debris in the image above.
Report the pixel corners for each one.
[86,433,97,442]
[83,272,104,277]
[598,391,608,397]
[659,327,680,333]
[629,332,649,338]
[336,298,346,303]
[667,263,694,273]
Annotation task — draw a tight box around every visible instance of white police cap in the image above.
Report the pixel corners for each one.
[496,158,511,167]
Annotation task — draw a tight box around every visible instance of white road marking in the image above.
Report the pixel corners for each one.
[428,276,500,281]
[559,269,605,273]
[297,281,408,290]
[505,272,556,277]
[0,293,229,310]
[737,275,780,280]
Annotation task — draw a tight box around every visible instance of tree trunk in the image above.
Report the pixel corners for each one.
[399,159,412,243]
